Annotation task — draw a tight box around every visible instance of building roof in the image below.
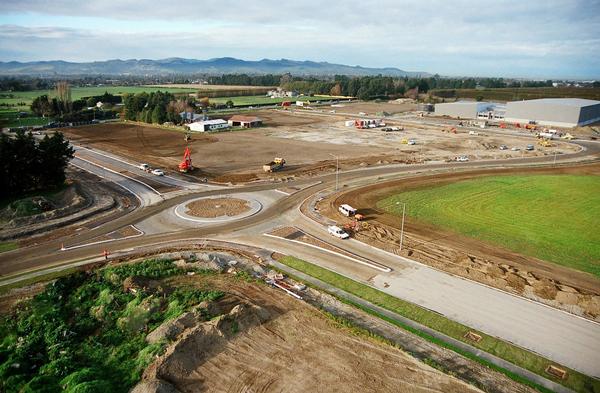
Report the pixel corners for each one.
[509,98,600,107]
[229,115,262,122]
[193,119,227,125]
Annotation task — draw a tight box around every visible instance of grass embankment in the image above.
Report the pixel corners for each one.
[378,175,600,277]
[430,87,600,102]
[278,255,599,393]
[0,258,223,393]
[0,242,17,254]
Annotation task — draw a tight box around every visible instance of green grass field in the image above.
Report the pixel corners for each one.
[0,86,198,111]
[210,94,332,106]
[377,175,600,277]
[277,255,598,392]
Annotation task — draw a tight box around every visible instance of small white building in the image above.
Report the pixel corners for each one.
[267,88,299,98]
[188,119,229,132]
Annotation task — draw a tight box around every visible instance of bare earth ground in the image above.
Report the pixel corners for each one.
[1,250,536,393]
[328,100,418,115]
[144,273,482,393]
[185,197,250,218]
[318,164,600,321]
[61,107,577,183]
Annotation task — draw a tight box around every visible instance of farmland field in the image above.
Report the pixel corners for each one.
[0,86,199,110]
[209,94,334,106]
[377,175,600,277]
[430,87,600,102]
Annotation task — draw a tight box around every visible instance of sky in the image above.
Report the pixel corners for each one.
[0,0,599,79]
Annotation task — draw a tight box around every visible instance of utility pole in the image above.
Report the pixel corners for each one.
[329,153,339,191]
[397,202,406,251]
[553,150,557,166]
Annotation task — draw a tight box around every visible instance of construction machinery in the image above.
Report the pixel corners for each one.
[178,147,193,173]
[263,157,286,172]
[538,139,553,147]
[561,133,575,140]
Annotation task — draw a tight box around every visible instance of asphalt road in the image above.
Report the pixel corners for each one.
[2,138,599,378]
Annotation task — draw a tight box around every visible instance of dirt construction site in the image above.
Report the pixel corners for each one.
[316,164,600,322]
[60,105,579,183]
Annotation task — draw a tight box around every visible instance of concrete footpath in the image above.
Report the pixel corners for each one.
[269,259,575,393]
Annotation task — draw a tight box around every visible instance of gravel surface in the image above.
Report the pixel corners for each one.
[185,197,250,218]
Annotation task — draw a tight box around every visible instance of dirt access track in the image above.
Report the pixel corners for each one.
[320,163,600,321]
[61,106,577,183]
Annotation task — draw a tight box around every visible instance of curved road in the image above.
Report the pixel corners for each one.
[1,139,599,378]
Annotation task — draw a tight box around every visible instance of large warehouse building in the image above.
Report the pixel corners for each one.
[434,98,600,128]
[434,101,501,119]
[504,98,600,128]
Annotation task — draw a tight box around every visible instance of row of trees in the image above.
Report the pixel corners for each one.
[207,73,281,86]
[122,91,192,124]
[0,130,74,198]
[31,90,121,120]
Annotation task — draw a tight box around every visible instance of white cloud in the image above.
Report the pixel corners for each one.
[0,0,598,78]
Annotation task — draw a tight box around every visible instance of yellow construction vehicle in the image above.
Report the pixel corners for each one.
[401,138,408,144]
[561,133,575,140]
[538,139,553,147]
[263,157,286,172]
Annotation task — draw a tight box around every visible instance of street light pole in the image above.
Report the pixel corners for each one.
[329,153,339,191]
[396,202,406,251]
[400,202,406,251]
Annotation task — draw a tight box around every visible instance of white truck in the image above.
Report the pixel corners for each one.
[138,163,150,171]
[338,204,357,217]
[328,225,349,239]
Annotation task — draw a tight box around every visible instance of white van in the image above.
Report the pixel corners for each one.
[328,225,349,239]
[338,204,357,217]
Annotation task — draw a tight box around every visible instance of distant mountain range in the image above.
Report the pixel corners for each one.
[0,57,427,77]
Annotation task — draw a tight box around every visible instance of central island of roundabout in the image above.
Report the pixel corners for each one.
[174,194,263,224]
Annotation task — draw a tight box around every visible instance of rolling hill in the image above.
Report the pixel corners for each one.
[0,57,427,77]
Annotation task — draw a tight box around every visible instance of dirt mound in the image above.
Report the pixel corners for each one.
[185,197,250,218]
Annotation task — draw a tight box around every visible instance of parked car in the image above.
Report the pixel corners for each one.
[151,169,165,176]
[455,155,469,162]
[499,144,508,150]
[408,139,417,145]
[526,144,535,151]
[511,147,520,151]
[328,225,349,239]
[138,163,150,171]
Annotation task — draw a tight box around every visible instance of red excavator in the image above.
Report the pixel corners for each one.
[178,147,193,173]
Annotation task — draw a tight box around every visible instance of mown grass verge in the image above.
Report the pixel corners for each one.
[0,242,18,254]
[277,255,600,393]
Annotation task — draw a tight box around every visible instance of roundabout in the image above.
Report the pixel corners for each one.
[174,194,263,223]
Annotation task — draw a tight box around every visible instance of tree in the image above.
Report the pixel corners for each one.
[0,131,73,198]
[151,105,165,124]
[329,84,342,96]
[225,100,234,108]
[55,81,72,114]
[37,132,75,190]
[31,95,54,117]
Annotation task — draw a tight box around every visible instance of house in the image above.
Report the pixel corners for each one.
[180,111,203,123]
[188,119,229,132]
[227,115,262,128]
[267,88,299,98]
